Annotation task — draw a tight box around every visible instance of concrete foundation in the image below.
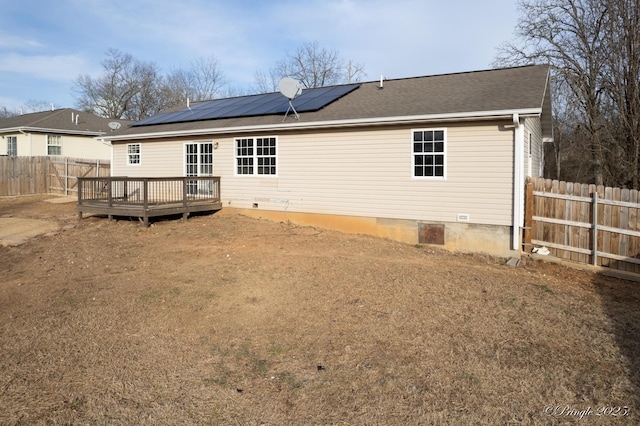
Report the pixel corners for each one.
[218,208,519,259]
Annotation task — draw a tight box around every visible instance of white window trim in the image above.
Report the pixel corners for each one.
[7,136,17,156]
[184,141,214,176]
[127,143,141,165]
[411,128,447,180]
[234,136,278,177]
[46,134,62,156]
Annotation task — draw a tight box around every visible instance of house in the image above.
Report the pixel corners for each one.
[0,108,129,161]
[98,65,553,258]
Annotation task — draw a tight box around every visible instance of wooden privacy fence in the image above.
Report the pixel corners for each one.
[49,157,110,195]
[0,156,49,196]
[524,177,640,274]
[0,156,110,197]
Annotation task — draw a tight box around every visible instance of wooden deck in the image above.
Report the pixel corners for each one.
[77,176,222,226]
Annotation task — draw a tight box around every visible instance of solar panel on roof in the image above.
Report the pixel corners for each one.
[132,83,360,126]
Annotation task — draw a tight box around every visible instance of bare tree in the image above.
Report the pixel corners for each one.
[495,0,610,185]
[0,106,16,118]
[253,68,280,93]
[497,0,640,188]
[602,0,640,188]
[255,41,367,90]
[189,56,227,100]
[24,100,61,113]
[73,48,162,120]
[0,101,58,117]
[164,56,228,105]
[345,60,366,84]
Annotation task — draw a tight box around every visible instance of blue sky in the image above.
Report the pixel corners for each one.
[0,0,519,110]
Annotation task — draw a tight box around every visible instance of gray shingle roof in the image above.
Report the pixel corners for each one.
[0,108,132,135]
[104,64,552,139]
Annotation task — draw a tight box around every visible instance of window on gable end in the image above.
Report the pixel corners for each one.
[7,136,17,156]
[47,135,62,156]
[412,129,446,179]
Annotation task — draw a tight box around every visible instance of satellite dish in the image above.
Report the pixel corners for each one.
[279,78,302,121]
[108,121,121,130]
[279,77,302,100]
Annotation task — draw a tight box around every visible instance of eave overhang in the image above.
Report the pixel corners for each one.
[99,108,544,142]
[0,126,105,137]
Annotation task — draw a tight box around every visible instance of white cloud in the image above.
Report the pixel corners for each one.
[0,0,519,107]
[0,53,92,81]
[0,34,43,49]
[0,95,24,110]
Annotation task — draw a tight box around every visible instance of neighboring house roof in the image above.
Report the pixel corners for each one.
[0,108,132,136]
[101,64,553,141]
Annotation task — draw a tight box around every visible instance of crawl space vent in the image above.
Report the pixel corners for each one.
[418,224,445,245]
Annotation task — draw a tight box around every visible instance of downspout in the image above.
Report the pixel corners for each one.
[512,113,524,251]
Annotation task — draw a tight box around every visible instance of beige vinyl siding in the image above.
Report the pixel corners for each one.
[0,136,6,155]
[112,121,516,226]
[525,116,543,177]
[59,135,111,160]
[3,132,110,160]
[15,133,52,156]
[222,121,514,226]
[112,139,190,176]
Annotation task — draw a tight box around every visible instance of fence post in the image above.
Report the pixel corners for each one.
[523,181,534,252]
[65,158,69,196]
[592,191,598,266]
[46,157,50,193]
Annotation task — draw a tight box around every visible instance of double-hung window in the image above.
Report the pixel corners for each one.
[412,129,446,178]
[6,136,17,156]
[47,135,62,156]
[127,143,141,165]
[235,136,277,176]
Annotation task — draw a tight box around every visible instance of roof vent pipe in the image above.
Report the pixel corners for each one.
[71,112,74,122]
[379,75,384,89]
[75,114,79,125]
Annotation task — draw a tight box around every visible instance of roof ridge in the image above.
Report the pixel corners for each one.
[369,63,546,84]
[11,108,82,126]
[28,108,71,126]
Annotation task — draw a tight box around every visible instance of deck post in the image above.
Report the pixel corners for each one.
[143,178,149,227]
[108,177,113,208]
[183,178,188,207]
[182,178,188,222]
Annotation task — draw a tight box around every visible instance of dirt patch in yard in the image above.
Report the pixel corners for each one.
[0,195,638,424]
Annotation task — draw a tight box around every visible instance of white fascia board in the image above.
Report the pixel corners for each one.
[99,108,543,142]
[1,126,104,137]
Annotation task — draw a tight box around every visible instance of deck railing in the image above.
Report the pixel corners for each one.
[77,176,221,225]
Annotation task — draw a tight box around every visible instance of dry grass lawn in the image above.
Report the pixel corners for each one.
[0,195,639,424]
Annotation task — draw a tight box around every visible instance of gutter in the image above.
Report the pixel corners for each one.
[98,108,543,142]
[1,126,105,137]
